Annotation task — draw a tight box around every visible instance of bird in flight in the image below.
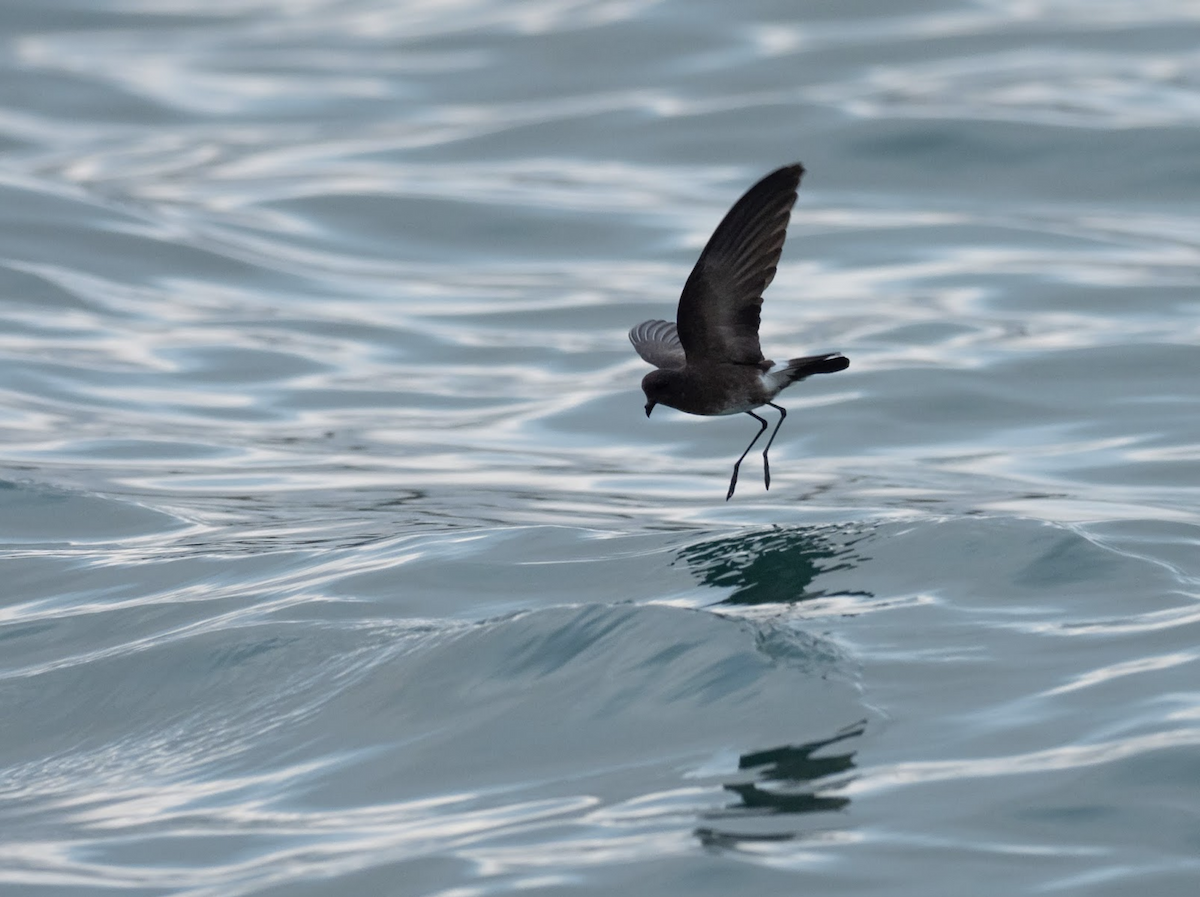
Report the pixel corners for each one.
[629,164,849,500]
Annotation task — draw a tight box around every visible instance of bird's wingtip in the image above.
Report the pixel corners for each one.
[777,161,805,182]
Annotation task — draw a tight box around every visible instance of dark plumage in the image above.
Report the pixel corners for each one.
[629,164,849,499]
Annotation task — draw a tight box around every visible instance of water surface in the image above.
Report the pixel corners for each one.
[1,1,1199,895]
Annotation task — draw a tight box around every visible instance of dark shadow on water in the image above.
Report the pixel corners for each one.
[695,720,866,849]
[675,524,874,606]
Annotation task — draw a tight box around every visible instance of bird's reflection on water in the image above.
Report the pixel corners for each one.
[673,527,872,846]
[675,523,874,606]
[696,720,866,847]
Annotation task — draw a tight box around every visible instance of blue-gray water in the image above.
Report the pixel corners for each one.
[2,1,1199,895]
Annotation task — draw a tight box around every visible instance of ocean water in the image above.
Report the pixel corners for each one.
[1,0,1199,894]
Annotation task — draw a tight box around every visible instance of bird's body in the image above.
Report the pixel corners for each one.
[641,364,766,416]
[629,164,849,499]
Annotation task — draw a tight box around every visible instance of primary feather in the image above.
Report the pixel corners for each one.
[628,318,686,370]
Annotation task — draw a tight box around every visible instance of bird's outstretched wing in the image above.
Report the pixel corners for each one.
[676,164,803,366]
[629,319,686,370]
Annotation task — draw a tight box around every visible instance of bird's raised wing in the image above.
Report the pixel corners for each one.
[675,164,803,366]
[629,319,686,370]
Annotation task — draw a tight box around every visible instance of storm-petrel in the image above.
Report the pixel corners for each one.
[629,164,849,500]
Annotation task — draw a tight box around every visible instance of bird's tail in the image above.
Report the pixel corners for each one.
[780,353,849,384]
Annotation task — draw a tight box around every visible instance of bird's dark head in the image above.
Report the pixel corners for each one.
[641,369,677,418]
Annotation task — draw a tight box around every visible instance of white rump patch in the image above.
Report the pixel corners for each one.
[761,363,790,395]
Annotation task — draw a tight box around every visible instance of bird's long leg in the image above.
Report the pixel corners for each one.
[727,410,769,501]
[761,402,787,490]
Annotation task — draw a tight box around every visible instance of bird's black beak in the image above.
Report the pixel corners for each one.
[644,402,655,418]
